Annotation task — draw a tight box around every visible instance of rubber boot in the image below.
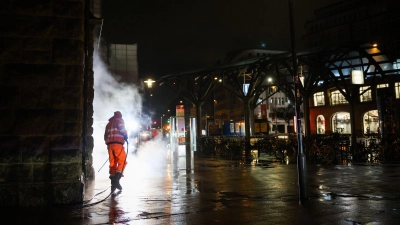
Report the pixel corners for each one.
[110,175,117,193]
[114,172,123,191]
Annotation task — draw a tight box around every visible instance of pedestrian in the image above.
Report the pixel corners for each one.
[104,111,128,192]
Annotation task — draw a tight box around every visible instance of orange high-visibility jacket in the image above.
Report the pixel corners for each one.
[104,116,128,145]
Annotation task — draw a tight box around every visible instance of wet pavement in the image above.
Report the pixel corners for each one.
[2,149,400,225]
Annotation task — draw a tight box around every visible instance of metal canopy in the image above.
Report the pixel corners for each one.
[158,42,400,140]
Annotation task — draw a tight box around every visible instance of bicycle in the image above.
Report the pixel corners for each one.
[273,138,296,162]
[307,138,335,164]
[364,138,385,163]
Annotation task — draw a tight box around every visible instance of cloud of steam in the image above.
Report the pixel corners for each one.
[92,51,169,181]
[92,53,143,127]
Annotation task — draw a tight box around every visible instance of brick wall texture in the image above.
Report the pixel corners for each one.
[0,0,94,206]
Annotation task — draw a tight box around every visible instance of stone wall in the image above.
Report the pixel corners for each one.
[0,0,93,206]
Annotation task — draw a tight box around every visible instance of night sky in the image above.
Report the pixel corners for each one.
[101,0,341,78]
[100,0,341,117]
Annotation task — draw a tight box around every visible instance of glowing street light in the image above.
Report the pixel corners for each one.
[144,79,155,88]
[144,78,156,97]
[351,70,364,85]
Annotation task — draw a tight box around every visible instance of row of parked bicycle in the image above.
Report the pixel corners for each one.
[196,134,400,164]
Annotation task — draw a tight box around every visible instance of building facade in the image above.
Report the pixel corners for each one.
[303,0,400,138]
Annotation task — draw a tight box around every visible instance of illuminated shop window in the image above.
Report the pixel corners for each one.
[363,110,379,135]
[360,86,372,102]
[331,90,348,105]
[313,92,325,106]
[316,115,325,134]
[332,112,351,134]
[395,82,400,99]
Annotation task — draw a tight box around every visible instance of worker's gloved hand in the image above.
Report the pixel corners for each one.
[123,134,128,142]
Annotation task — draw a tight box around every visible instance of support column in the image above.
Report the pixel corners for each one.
[185,102,193,170]
[242,97,253,161]
[195,102,204,137]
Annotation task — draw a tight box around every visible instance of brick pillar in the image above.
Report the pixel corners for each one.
[0,0,93,206]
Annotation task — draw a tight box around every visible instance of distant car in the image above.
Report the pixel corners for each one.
[139,130,152,143]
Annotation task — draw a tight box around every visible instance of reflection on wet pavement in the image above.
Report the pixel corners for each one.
[4,142,400,225]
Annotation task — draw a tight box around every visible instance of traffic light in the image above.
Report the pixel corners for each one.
[167,119,170,124]
[153,121,157,124]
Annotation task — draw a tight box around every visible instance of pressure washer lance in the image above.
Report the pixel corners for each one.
[98,157,109,172]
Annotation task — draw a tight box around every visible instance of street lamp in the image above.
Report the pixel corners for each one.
[144,78,155,88]
[272,85,278,134]
[144,79,155,96]
[351,70,364,85]
[288,0,307,204]
[213,100,217,125]
[161,114,165,129]
[267,77,277,134]
[350,68,364,151]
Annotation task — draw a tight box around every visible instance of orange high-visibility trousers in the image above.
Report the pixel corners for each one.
[107,143,127,175]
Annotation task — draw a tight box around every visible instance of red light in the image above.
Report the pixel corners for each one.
[153,121,157,124]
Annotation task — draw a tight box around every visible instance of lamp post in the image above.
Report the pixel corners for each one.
[144,78,155,129]
[161,114,165,129]
[288,0,307,204]
[213,100,217,125]
[267,78,277,134]
[273,86,278,134]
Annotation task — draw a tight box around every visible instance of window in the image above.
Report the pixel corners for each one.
[331,90,348,105]
[109,44,138,74]
[395,82,400,99]
[360,86,372,102]
[313,92,325,106]
[332,112,351,134]
[363,110,379,135]
[377,83,388,88]
[316,115,325,134]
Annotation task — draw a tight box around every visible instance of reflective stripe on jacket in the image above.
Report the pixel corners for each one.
[104,117,127,145]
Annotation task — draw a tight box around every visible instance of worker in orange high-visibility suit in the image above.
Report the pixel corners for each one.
[104,111,128,192]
